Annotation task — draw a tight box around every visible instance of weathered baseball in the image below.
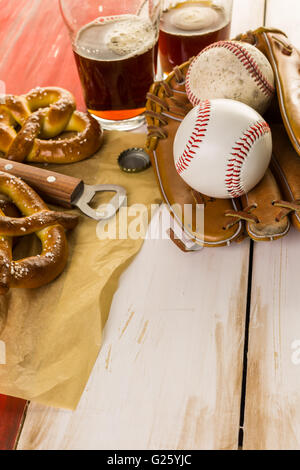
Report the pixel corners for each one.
[186,40,275,115]
[173,99,272,199]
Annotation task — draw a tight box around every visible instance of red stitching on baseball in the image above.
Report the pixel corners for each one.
[185,66,200,106]
[186,41,275,106]
[175,100,211,175]
[225,120,270,198]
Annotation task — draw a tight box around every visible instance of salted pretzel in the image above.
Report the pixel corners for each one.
[0,87,103,163]
[0,171,78,294]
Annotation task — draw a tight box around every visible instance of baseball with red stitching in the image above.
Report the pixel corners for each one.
[173,99,272,199]
[185,40,275,115]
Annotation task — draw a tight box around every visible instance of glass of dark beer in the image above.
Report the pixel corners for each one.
[159,0,233,75]
[60,0,161,130]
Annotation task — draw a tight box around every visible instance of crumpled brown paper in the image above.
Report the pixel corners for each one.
[0,130,161,409]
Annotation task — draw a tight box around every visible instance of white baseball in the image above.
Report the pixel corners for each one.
[173,99,272,199]
[186,40,275,115]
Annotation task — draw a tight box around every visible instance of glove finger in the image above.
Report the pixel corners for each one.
[270,123,300,231]
[237,28,300,156]
[261,32,300,156]
[240,168,290,241]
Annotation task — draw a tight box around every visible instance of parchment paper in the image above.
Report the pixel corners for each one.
[0,130,161,409]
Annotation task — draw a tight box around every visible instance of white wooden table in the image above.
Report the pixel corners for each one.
[16,0,300,450]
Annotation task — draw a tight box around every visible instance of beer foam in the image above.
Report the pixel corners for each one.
[170,6,219,31]
[75,15,157,61]
[105,16,156,56]
[160,3,228,37]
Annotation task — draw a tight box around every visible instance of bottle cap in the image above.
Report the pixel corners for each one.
[118,148,151,173]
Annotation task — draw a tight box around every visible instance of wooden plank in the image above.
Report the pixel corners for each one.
[244,231,300,449]
[0,0,84,108]
[230,0,265,38]
[0,395,27,450]
[265,0,300,46]
[18,206,250,450]
[243,0,300,450]
[16,0,263,450]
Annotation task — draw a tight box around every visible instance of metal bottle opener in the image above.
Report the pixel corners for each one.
[0,158,127,220]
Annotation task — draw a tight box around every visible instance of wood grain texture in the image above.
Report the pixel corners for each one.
[244,231,300,449]
[16,0,264,451]
[243,0,300,450]
[18,206,250,450]
[230,0,265,38]
[265,0,300,47]
[0,158,82,207]
[0,0,84,108]
[0,395,27,450]
[0,0,143,107]
[4,0,266,450]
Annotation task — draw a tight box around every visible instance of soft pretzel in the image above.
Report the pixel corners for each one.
[0,87,103,163]
[0,171,78,294]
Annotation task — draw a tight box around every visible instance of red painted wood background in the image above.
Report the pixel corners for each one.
[0,395,27,450]
[0,0,84,106]
[0,0,143,103]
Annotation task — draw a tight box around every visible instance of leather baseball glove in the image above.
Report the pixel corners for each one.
[145,28,300,250]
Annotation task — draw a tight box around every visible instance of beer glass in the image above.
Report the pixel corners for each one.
[159,0,233,75]
[59,0,161,131]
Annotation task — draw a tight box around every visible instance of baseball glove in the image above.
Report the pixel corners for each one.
[145,28,300,250]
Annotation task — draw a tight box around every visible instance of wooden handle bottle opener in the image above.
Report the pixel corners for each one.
[0,158,127,220]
